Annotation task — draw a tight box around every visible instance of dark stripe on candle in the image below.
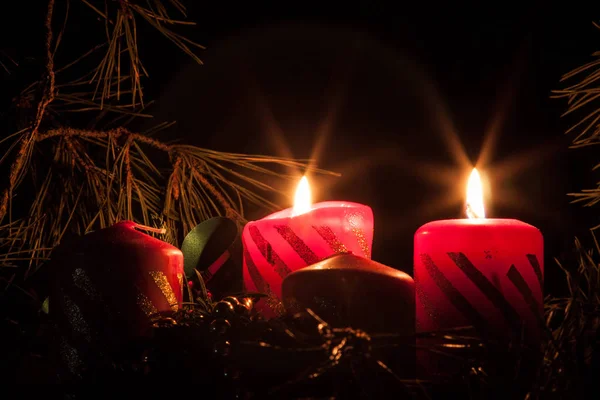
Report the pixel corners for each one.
[448,252,522,330]
[242,243,268,294]
[507,265,542,320]
[248,225,291,278]
[275,225,319,265]
[526,254,543,292]
[421,253,487,332]
[313,225,348,254]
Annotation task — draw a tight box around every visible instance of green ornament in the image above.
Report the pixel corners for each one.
[180,217,243,299]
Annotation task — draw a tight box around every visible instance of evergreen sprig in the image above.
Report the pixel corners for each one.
[0,1,337,295]
[529,236,600,399]
[80,0,204,109]
[549,24,600,398]
[553,24,600,206]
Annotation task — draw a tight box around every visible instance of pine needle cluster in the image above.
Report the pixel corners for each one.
[0,0,336,282]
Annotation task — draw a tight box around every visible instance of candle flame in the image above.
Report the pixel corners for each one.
[292,176,312,216]
[466,168,485,219]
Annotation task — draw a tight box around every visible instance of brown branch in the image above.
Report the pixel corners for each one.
[34,0,56,134]
[170,156,182,201]
[123,132,134,220]
[191,159,242,223]
[0,0,56,223]
[40,126,242,221]
[38,127,172,152]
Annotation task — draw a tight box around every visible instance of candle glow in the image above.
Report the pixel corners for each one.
[414,166,544,374]
[292,176,311,217]
[466,168,485,219]
[242,176,374,317]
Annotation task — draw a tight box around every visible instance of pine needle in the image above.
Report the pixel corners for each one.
[79,0,204,109]
[553,34,600,207]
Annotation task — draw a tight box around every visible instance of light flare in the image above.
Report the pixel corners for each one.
[292,176,312,216]
[466,168,485,219]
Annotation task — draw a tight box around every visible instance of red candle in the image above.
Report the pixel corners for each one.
[242,176,374,317]
[414,169,544,345]
[50,221,184,357]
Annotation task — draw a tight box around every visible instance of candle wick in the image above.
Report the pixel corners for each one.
[132,222,167,235]
[466,204,481,219]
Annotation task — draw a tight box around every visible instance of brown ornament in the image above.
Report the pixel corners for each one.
[282,253,416,377]
[281,253,415,335]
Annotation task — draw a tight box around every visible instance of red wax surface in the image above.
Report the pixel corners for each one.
[51,221,184,341]
[414,218,544,343]
[242,201,374,317]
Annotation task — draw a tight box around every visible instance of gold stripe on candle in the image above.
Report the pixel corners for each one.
[137,291,158,316]
[59,336,84,376]
[351,226,370,258]
[266,292,285,317]
[177,272,184,303]
[415,283,443,329]
[62,293,91,342]
[312,225,348,253]
[149,271,179,311]
[345,211,371,258]
[72,268,101,301]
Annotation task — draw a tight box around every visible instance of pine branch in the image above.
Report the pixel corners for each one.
[0,125,338,273]
[0,0,339,297]
[552,23,600,208]
[0,0,56,224]
[534,234,600,398]
[79,0,204,109]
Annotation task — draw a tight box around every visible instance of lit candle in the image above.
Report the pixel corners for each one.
[242,176,374,316]
[414,169,544,344]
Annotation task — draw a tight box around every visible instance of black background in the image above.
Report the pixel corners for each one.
[4,2,600,296]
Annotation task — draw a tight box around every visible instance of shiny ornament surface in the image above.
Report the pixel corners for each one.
[281,253,414,335]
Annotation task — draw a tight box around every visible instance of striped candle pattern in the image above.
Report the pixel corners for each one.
[414,219,544,346]
[49,221,185,376]
[242,201,374,317]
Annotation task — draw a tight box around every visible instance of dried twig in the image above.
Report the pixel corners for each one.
[0,0,56,223]
[553,26,600,206]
